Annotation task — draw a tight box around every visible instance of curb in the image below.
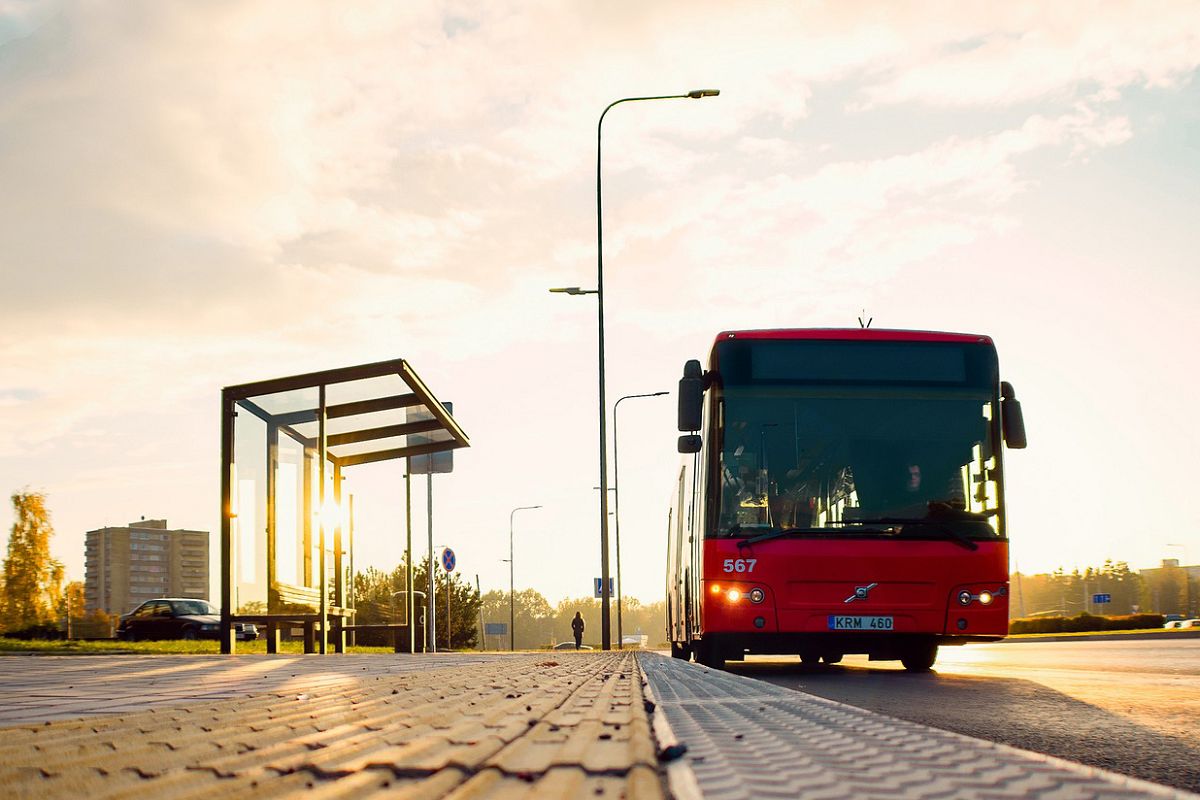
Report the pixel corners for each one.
[1001,629,1200,643]
[640,661,704,800]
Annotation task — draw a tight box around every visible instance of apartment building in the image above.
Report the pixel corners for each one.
[84,519,210,615]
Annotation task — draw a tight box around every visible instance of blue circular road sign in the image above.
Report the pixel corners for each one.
[441,547,456,572]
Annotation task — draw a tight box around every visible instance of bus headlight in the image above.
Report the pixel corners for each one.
[955,586,1006,606]
[726,589,741,603]
[749,588,765,604]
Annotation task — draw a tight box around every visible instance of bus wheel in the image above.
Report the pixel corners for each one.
[800,653,819,668]
[901,643,938,672]
[695,641,726,670]
[671,641,691,660]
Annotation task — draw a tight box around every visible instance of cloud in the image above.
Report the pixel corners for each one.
[855,4,1200,109]
[0,1,1196,597]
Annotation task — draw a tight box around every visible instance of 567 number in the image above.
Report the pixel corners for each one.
[722,558,757,573]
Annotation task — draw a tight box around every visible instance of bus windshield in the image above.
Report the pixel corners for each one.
[712,340,1002,540]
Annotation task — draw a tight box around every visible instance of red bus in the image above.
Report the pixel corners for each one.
[666,329,1026,671]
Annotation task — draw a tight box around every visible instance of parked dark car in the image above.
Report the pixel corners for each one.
[117,598,257,642]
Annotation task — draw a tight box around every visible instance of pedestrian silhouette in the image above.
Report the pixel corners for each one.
[571,611,585,650]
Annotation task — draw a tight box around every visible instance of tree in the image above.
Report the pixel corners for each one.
[351,559,482,649]
[57,580,85,619]
[480,588,554,649]
[424,564,481,650]
[1011,562,1149,619]
[2,491,64,632]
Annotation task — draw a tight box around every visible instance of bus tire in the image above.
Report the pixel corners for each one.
[671,641,691,660]
[901,643,938,672]
[695,641,726,670]
[800,652,820,667]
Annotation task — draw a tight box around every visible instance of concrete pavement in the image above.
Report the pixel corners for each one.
[0,652,662,799]
[1,650,1197,799]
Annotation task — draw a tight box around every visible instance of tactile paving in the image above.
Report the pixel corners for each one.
[0,652,666,799]
[638,652,1198,800]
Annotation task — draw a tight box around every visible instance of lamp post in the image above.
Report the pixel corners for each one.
[509,505,541,650]
[551,87,719,650]
[613,391,668,648]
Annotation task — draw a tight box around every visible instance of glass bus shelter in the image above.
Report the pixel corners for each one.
[220,358,469,654]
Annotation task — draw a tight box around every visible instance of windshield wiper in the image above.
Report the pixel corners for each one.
[839,518,979,551]
[737,526,893,549]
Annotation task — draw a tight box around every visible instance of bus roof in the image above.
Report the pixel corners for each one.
[711,328,993,354]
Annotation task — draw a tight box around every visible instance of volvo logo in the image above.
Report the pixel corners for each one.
[844,582,878,603]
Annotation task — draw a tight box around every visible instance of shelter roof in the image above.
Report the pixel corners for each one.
[223,358,468,467]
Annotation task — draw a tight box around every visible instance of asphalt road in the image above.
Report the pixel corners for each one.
[729,638,1200,793]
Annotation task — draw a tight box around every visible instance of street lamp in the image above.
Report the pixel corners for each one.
[613,391,668,648]
[551,87,719,650]
[509,505,541,650]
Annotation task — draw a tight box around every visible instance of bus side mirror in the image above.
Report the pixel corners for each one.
[678,359,703,432]
[678,434,702,454]
[1000,381,1027,449]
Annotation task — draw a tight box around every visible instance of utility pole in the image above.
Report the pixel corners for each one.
[427,468,436,653]
[475,574,484,651]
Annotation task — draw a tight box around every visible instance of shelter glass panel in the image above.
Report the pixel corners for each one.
[248,386,320,418]
[290,408,411,441]
[232,409,268,614]
[325,373,409,406]
[328,436,412,460]
[275,435,305,588]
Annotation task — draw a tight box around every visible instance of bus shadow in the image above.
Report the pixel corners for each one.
[726,658,1200,793]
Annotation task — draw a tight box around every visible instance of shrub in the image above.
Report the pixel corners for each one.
[1009,613,1164,635]
[5,622,66,640]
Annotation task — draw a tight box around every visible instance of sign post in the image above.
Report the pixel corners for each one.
[594,577,615,599]
[409,402,454,653]
[484,622,507,650]
[441,547,456,648]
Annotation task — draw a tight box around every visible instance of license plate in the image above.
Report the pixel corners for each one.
[828,615,894,631]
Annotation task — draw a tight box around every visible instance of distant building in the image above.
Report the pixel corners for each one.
[1138,559,1200,617]
[1139,558,1200,580]
[84,519,210,615]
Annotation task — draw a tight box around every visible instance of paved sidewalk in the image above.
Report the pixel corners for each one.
[0,652,507,725]
[0,652,662,799]
[641,653,1199,800]
[6,650,1194,799]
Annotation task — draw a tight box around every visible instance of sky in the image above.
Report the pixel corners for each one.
[2,1,1199,610]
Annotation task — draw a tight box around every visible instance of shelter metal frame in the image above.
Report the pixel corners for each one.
[220,358,469,654]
